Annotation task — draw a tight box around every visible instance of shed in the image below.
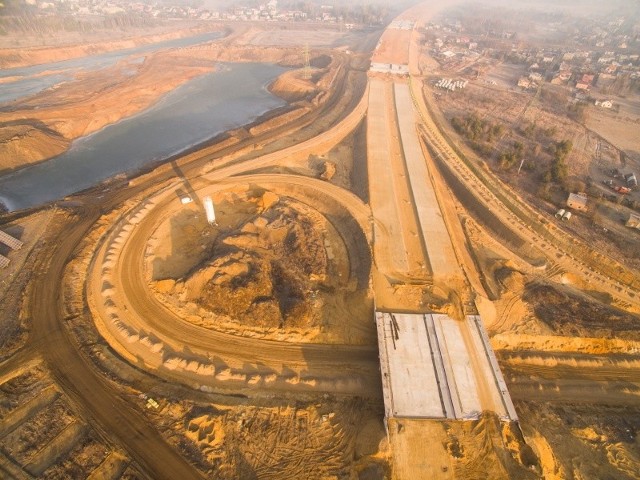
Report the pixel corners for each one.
[567,193,588,212]
[562,211,572,221]
[625,173,637,187]
[626,213,640,230]
[555,208,566,218]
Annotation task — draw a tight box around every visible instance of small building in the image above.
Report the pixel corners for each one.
[567,192,588,212]
[626,213,640,229]
[625,173,637,187]
[581,73,595,85]
[555,208,566,218]
[529,72,544,82]
[517,77,532,89]
[551,71,572,85]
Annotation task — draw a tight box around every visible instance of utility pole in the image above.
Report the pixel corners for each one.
[302,43,311,79]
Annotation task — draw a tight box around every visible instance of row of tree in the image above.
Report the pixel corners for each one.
[0,13,158,36]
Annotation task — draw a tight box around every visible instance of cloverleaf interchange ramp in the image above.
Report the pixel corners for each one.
[6,48,376,479]
[5,3,640,478]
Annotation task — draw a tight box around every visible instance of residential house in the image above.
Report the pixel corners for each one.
[517,77,532,88]
[581,73,595,85]
[529,72,544,82]
[551,70,572,85]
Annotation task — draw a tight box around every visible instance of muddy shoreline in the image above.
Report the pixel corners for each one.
[0,98,298,215]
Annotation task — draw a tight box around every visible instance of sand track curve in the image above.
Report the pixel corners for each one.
[88,174,380,396]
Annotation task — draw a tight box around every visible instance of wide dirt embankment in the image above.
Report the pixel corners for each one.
[0,23,223,68]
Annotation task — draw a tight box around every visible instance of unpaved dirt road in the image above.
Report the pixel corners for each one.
[89,174,380,395]
[27,204,204,480]
[1,40,374,478]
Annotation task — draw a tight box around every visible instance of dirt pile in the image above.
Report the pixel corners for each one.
[445,413,540,479]
[174,201,329,330]
[388,414,540,480]
[0,123,69,173]
[523,282,640,340]
[320,161,337,180]
[146,185,373,345]
[269,69,319,103]
[517,401,640,480]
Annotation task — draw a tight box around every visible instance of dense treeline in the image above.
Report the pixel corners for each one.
[451,113,504,142]
[450,113,576,192]
[450,113,504,157]
[545,139,572,183]
[0,13,160,36]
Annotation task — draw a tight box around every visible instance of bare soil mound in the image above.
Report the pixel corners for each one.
[269,70,319,103]
[181,203,327,329]
[523,283,640,340]
[518,401,640,480]
[0,122,69,172]
[147,186,373,344]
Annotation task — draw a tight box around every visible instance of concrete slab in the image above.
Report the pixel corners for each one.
[376,312,445,418]
[423,314,455,419]
[393,83,461,281]
[0,229,23,250]
[367,79,410,274]
[432,314,482,418]
[377,311,517,422]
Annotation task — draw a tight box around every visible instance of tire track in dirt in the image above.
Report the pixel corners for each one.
[89,174,380,396]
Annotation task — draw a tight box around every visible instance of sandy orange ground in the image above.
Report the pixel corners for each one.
[371,28,412,65]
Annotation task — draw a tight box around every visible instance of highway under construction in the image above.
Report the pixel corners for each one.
[2,1,640,479]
